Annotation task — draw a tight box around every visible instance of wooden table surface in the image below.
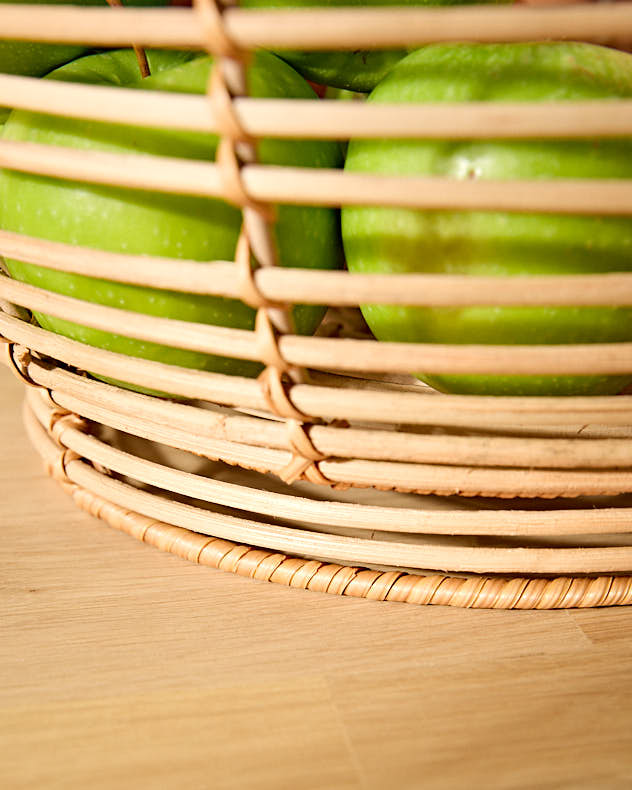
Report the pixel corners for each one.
[1,363,632,790]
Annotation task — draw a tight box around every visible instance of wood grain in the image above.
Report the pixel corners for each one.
[1,365,632,789]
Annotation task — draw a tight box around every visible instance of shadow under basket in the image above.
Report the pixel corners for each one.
[3,1,632,608]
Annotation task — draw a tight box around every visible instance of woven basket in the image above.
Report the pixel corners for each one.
[3,0,632,609]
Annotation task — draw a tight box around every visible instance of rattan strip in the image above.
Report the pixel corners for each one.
[2,140,632,215]
[0,275,255,360]
[26,384,632,538]
[27,359,632,440]
[10,342,632,501]
[5,229,632,308]
[239,269,632,309]
[17,351,632,438]
[4,73,632,141]
[221,5,632,50]
[25,400,632,608]
[289,384,632,429]
[17,352,612,446]
[4,311,632,431]
[250,168,632,215]
[47,479,632,609]
[39,370,632,471]
[0,4,631,49]
[282,335,632,376]
[25,394,632,575]
[0,311,264,406]
[35,378,632,499]
[57,461,632,573]
[26,356,632,448]
[0,230,237,297]
[20,352,632,473]
[6,280,632,378]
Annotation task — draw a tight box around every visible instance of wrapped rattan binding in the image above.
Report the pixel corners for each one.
[2,1,632,606]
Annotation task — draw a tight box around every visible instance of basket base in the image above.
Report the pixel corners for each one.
[28,427,632,610]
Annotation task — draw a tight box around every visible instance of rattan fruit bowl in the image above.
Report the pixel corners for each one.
[3,0,632,608]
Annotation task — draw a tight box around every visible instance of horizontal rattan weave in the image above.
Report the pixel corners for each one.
[2,1,632,607]
[0,3,631,49]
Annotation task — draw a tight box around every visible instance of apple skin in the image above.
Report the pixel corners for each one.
[1,49,343,392]
[0,0,169,123]
[342,42,632,397]
[241,0,510,93]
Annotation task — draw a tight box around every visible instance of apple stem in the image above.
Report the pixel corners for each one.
[104,0,152,78]
[131,45,151,79]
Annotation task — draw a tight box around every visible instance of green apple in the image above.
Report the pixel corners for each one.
[0,0,169,123]
[342,42,632,397]
[241,0,510,93]
[1,49,343,392]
